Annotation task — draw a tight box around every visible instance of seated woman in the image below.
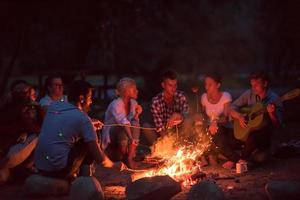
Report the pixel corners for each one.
[200,74,243,169]
[39,75,67,112]
[0,81,42,184]
[102,78,142,169]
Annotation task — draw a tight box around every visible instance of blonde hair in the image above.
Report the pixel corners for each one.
[116,77,136,97]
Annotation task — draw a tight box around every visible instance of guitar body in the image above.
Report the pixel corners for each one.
[233,88,300,141]
[234,103,265,141]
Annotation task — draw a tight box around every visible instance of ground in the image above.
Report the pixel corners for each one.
[0,156,300,200]
[1,103,300,200]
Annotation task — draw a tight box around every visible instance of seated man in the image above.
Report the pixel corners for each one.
[149,70,189,142]
[102,78,142,169]
[34,80,120,181]
[0,81,42,184]
[230,71,283,164]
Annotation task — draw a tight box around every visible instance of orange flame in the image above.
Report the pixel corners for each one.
[142,128,212,187]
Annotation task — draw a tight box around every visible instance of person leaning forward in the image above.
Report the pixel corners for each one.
[34,80,123,181]
[149,70,189,141]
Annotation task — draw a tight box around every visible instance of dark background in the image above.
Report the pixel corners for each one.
[0,0,300,101]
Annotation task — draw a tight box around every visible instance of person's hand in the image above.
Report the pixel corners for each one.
[238,113,247,128]
[167,113,183,128]
[102,157,114,168]
[208,121,218,135]
[113,161,127,171]
[92,119,104,131]
[131,139,139,146]
[17,132,28,143]
[267,104,275,113]
[135,104,143,116]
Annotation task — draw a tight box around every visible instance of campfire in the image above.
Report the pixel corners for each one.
[133,127,213,187]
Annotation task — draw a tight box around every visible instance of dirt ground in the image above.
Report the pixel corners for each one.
[1,115,300,200]
[0,155,300,200]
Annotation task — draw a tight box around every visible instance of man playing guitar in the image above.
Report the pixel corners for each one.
[230,71,283,163]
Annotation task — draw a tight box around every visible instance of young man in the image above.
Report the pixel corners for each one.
[230,71,283,163]
[34,80,121,180]
[151,70,189,137]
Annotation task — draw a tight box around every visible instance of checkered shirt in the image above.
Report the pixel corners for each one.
[151,90,189,132]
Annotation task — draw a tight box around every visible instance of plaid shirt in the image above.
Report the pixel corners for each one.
[151,90,189,132]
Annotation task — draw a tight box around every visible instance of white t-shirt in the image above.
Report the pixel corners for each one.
[201,92,232,122]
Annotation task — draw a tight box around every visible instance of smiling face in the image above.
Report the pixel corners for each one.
[250,78,267,96]
[162,78,177,97]
[204,77,220,95]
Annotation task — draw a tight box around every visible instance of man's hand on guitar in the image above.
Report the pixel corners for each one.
[238,114,247,128]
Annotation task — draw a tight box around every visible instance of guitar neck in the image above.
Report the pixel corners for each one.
[252,95,284,118]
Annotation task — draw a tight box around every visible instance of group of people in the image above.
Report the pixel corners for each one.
[0,70,283,185]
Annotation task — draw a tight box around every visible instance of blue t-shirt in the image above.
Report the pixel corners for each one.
[34,101,97,171]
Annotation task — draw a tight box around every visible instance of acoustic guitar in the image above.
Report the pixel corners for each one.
[234,89,300,141]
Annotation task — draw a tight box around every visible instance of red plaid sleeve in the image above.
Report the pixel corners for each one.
[151,97,164,132]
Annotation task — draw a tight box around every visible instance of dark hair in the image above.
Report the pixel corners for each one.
[10,79,28,92]
[161,70,177,82]
[205,73,222,84]
[67,80,93,102]
[43,75,63,95]
[250,71,269,83]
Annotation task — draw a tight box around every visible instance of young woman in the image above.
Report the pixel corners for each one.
[39,75,67,110]
[0,82,42,184]
[200,74,241,169]
[102,78,142,169]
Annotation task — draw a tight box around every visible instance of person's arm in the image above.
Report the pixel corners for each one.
[111,101,134,140]
[230,90,250,128]
[231,90,250,111]
[80,118,123,170]
[267,104,281,127]
[151,98,165,134]
[86,140,114,167]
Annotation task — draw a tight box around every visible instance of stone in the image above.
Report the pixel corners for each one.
[187,180,226,200]
[25,174,70,196]
[70,176,104,200]
[265,180,300,200]
[126,175,181,200]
